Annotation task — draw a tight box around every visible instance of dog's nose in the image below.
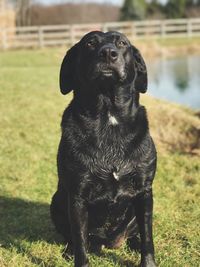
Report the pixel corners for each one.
[99,45,118,62]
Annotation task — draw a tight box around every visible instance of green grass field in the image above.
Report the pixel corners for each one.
[0,48,199,267]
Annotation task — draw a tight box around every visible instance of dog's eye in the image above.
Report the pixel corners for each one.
[86,40,96,48]
[118,40,127,47]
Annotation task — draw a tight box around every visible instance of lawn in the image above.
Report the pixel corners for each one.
[0,48,199,267]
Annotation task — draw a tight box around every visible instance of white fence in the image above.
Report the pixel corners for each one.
[0,18,200,50]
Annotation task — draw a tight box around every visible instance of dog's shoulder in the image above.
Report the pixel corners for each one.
[60,100,77,130]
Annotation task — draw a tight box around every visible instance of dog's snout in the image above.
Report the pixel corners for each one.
[99,45,118,62]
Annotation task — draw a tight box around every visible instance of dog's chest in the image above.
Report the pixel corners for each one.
[107,112,119,126]
[66,109,141,182]
[91,113,135,174]
[64,107,149,181]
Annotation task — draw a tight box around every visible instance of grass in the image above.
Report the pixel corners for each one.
[0,48,200,267]
[155,36,200,47]
[132,37,200,58]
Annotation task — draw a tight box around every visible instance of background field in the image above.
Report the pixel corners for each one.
[0,48,199,267]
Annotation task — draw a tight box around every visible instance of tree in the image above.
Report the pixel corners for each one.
[165,0,187,18]
[9,0,32,26]
[120,0,147,21]
[147,0,164,18]
[185,0,196,6]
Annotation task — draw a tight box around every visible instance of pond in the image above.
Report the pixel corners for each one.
[147,55,200,110]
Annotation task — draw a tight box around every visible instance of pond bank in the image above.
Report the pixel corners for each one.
[132,37,200,59]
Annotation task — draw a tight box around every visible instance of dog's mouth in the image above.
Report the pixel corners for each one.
[86,60,128,84]
[101,69,114,77]
[93,64,127,82]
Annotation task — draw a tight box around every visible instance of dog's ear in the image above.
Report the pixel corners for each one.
[60,43,79,95]
[132,45,148,93]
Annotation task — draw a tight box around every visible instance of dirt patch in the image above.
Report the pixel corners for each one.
[141,95,200,155]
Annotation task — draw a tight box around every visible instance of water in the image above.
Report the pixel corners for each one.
[147,55,200,110]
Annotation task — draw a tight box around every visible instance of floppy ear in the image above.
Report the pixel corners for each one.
[132,46,148,93]
[59,43,79,95]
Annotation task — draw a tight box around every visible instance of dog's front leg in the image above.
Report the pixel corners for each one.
[135,188,156,267]
[69,195,89,267]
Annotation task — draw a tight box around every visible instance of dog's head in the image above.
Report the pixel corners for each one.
[60,31,147,95]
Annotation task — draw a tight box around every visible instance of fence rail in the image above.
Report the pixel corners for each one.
[1,18,200,50]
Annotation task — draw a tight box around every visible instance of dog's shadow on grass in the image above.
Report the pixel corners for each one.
[0,196,62,246]
[0,196,139,266]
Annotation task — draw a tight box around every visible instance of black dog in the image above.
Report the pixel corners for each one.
[50,31,157,267]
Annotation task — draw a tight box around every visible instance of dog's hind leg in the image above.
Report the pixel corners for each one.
[50,188,71,243]
[126,216,141,251]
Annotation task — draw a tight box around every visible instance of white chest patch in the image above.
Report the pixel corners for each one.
[113,172,119,180]
[108,112,119,125]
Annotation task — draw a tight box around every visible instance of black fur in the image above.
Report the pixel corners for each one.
[50,31,157,267]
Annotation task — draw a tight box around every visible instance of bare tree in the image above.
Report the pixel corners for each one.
[12,0,31,26]
[29,3,120,26]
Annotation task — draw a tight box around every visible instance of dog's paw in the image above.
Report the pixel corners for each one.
[141,263,156,267]
[75,260,89,267]
[89,243,102,255]
[61,244,73,261]
[141,254,157,267]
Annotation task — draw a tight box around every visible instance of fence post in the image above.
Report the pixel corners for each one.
[0,28,3,49]
[38,27,44,48]
[130,22,135,39]
[69,25,75,46]
[187,19,192,38]
[161,20,166,38]
[102,23,108,32]
[1,28,8,50]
